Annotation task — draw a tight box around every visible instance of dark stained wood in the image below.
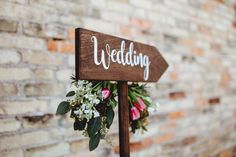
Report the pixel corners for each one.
[75,28,168,82]
[118,81,130,157]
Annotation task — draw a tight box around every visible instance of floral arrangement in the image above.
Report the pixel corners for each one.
[56,78,157,151]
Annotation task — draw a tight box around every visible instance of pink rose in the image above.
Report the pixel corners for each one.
[101,88,111,99]
[134,97,146,111]
[130,107,140,120]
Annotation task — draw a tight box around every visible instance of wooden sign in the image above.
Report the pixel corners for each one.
[75,28,168,82]
[75,28,168,157]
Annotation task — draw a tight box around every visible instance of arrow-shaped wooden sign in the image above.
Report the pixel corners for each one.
[75,28,168,157]
[75,28,168,82]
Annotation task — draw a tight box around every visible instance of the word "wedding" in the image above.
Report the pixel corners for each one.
[91,36,151,80]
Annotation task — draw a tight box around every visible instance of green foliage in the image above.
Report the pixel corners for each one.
[106,106,114,128]
[66,91,75,97]
[87,117,102,137]
[56,101,70,115]
[56,79,155,151]
[74,118,87,131]
[89,133,101,151]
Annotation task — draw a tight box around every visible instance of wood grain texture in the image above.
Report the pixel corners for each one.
[75,28,168,82]
[118,81,130,157]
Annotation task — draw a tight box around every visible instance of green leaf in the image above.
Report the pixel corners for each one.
[56,101,70,115]
[74,118,87,131]
[89,133,101,151]
[87,117,101,137]
[66,91,75,97]
[106,107,114,128]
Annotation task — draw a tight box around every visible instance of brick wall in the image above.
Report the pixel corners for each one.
[0,0,236,157]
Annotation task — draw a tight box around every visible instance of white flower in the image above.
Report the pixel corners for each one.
[93,110,100,118]
[84,109,90,114]
[93,99,100,104]
[74,110,82,115]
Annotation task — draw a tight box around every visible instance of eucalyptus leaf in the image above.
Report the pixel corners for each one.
[87,117,101,137]
[56,101,70,115]
[89,133,101,151]
[66,91,75,97]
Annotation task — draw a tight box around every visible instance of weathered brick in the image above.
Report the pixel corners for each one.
[107,1,133,15]
[154,133,174,144]
[70,139,88,153]
[0,131,49,150]
[56,69,73,82]
[0,149,24,157]
[0,2,44,22]
[24,82,64,97]
[0,118,21,133]
[219,70,231,88]
[0,19,18,32]
[25,143,70,157]
[219,149,233,157]
[0,68,32,81]
[208,97,220,105]
[191,47,204,56]
[34,69,54,80]
[47,39,74,54]
[22,114,56,129]
[0,34,46,50]
[90,0,106,9]
[68,28,75,39]
[21,51,65,66]
[129,0,152,9]
[182,136,197,145]
[169,91,186,100]
[0,134,21,150]
[83,17,116,34]
[68,55,75,67]
[0,83,18,97]
[0,49,21,64]
[23,23,68,39]
[101,11,129,25]
[130,18,152,30]
[21,131,49,147]
[168,111,186,120]
[0,100,48,115]
[119,25,131,37]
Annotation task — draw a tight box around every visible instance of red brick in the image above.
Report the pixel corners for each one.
[114,137,153,153]
[130,18,152,30]
[219,70,231,88]
[68,28,75,39]
[168,72,178,81]
[154,133,174,144]
[169,92,186,100]
[168,111,186,120]
[47,39,74,54]
[119,25,131,37]
[208,97,220,105]
[219,149,233,157]
[192,47,204,56]
[182,136,197,145]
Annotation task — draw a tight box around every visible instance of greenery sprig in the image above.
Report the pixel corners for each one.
[56,78,157,151]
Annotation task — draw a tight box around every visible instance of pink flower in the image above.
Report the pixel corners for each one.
[134,97,146,111]
[101,88,111,99]
[130,107,140,120]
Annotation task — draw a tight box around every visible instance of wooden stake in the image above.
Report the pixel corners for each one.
[118,81,130,157]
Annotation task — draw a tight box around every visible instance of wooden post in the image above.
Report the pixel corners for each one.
[118,81,130,157]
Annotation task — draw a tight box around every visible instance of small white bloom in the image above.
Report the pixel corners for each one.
[84,109,90,114]
[74,110,80,115]
[93,110,100,118]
